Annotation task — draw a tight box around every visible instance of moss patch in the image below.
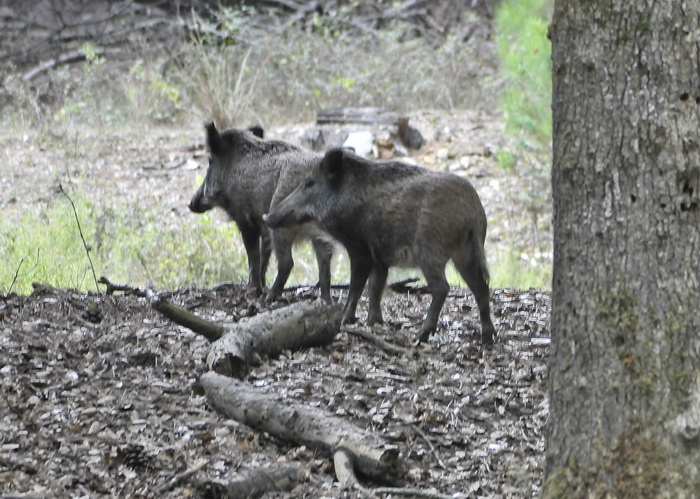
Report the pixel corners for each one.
[611,425,668,498]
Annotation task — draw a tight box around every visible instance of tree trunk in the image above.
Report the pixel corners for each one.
[546,1,700,497]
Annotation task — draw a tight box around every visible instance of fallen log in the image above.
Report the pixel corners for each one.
[196,463,304,499]
[153,299,343,379]
[200,372,404,485]
[206,301,342,378]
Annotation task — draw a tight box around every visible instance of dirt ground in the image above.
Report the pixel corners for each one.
[1,110,551,498]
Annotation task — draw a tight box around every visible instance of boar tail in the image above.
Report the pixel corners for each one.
[474,232,490,285]
[456,229,490,286]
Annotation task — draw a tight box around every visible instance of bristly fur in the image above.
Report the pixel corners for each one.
[265,146,496,345]
[219,129,300,158]
[191,123,334,303]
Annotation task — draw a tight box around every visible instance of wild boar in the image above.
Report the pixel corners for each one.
[189,123,334,302]
[263,148,496,345]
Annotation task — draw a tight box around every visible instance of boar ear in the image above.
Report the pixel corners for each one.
[248,125,264,138]
[206,122,225,156]
[321,148,345,186]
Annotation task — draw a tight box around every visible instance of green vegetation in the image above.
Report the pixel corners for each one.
[495,0,553,148]
[0,188,249,295]
[493,0,553,289]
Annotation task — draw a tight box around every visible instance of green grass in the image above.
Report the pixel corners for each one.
[0,188,250,295]
[495,0,553,148]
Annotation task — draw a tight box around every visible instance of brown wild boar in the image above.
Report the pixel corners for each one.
[189,123,334,302]
[263,148,496,345]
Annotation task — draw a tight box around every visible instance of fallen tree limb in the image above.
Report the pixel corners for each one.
[200,372,403,485]
[98,276,151,297]
[156,458,208,494]
[21,47,120,81]
[206,301,342,378]
[151,298,225,343]
[334,448,368,495]
[151,296,342,378]
[196,463,304,499]
[341,325,409,356]
[387,277,430,295]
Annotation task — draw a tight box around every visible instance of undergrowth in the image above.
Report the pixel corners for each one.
[0,189,249,295]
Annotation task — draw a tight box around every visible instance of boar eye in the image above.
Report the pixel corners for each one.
[304,178,315,189]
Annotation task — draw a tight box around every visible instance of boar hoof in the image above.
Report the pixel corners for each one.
[341,316,358,325]
[415,327,434,345]
[481,327,496,346]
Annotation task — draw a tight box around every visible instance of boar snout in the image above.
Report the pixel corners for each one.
[263,206,312,229]
[262,212,279,228]
[188,186,213,213]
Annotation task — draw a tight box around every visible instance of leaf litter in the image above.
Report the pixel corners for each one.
[1,284,549,497]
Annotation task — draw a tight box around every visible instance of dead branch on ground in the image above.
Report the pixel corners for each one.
[341,325,409,356]
[152,298,342,378]
[200,372,404,485]
[195,463,305,498]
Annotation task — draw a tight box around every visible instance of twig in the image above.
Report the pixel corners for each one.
[412,425,447,469]
[8,258,24,294]
[98,276,148,297]
[155,458,207,494]
[341,325,409,356]
[59,184,100,295]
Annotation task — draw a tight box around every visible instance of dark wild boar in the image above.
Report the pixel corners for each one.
[189,123,334,302]
[263,148,496,345]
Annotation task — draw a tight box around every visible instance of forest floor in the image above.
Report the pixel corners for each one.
[1,110,551,498]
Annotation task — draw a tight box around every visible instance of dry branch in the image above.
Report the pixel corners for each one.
[152,298,343,378]
[341,325,409,356]
[200,372,404,485]
[373,487,453,499]
[156,458,208,494]
[151,298,225,343]
[387,277,430,294]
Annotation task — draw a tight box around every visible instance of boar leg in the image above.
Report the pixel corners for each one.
[367,264,388,325]
[266,229,295,302]
[416,263,450,343]
[342,257,373,324]
[240,226,263,293]
[311,237,334,303]
[260,230,272,289]
[453,243,496,345]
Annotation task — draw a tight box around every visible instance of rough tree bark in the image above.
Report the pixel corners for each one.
[545,1,700,496]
